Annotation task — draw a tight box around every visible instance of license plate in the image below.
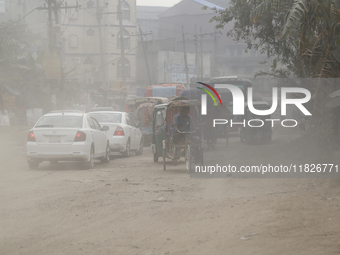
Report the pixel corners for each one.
[49,136,61,143]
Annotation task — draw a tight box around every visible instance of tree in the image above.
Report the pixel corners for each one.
[211,0,340,149]
[0,20,81,113]
[211,0,340,78]
[0,21,45,112]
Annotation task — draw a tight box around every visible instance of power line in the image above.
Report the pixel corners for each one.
[0,6,40,30]
[76,45,138,76]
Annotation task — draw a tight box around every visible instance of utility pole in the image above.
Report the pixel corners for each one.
[193,29,218,81]
[164,60,166,83]
[200,26,203,81]
[174,27,177,52]
[96,0,106,87]
[37,1,79,54]
[182,25,189,87]
[139,25,152,87]
[194,24,198,81]
[118,0,126,94]
[37,0,79,110]
[47,0,53,54]
[213,28,218,77]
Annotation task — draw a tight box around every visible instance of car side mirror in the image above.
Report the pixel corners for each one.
[102,126,109,131]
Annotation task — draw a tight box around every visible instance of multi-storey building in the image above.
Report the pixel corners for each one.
[158,0,271,80]
[62,0,137,90]
[1,0,137,91]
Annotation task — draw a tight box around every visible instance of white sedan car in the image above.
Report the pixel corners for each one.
[26,112,110,169]
[89,111,143,157]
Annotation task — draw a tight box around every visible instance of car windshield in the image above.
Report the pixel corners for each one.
[35,116,83,128]
[91,113,122,123]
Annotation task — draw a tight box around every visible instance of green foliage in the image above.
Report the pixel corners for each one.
[0,21,40,89]
[211,0,340,150]
[0,20,81,110]
[0,21,34,61]
[210,0,302,76]
[211,0,340,78]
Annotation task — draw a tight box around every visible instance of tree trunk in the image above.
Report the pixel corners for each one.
[0,87,4,114]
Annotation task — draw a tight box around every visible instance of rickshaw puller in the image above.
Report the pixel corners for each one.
[173,106,193,145]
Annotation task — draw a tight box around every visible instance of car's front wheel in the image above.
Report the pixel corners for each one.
[122,139,130,157]
[136,139,143,155]
[101,142,110,163]
[83,146,95,169]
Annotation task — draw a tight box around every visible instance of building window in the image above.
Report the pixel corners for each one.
[87,28,94,36]
[69,35,78,48]
[117,57,130,78]
[117,0,130,21]
[87,0,94,8]
[117,28,130,49]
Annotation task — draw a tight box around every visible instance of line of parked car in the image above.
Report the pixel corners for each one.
[26,108,143,169]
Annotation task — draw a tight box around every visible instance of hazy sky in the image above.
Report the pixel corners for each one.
[136,0,182,7]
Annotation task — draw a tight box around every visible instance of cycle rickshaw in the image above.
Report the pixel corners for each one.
[151,99,204,173]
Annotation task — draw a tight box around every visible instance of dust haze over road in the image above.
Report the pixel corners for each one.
[1,126,340,255]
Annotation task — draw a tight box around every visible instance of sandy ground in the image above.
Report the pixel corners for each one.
[1,126,340,255]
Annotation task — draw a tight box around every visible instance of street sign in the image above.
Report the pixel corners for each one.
[167,64,195,74]
[171,73,195,83]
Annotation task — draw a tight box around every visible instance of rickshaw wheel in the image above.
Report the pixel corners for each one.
[240,130,244,142]
[211,137,217,150]
[200,149,204,166]
[163,147,166,171]
[185,144,191,173]
[153,153,159,162]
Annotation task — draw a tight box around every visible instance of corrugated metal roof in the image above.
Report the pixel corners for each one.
[137,6,169,20]
[193,0,224,10]
[208,0,230,8]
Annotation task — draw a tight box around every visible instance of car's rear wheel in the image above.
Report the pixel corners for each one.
[84,146,95,169]
[163,147,166,171]
[49,160,58,165]
[136,139,143,155]
[153,153,158,162]
[101,143,110,163]
[185,145,191,174]
[122,139,130,157]
[28,160,39,170]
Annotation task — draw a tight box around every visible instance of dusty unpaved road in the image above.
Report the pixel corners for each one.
[1,126,340,255]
